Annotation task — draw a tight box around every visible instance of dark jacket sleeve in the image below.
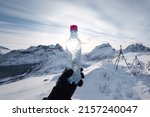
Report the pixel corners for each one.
[46,81,77,100]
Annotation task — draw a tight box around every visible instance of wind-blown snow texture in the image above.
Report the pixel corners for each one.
[0,43,150,100]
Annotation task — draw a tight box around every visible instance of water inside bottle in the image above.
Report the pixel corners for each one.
[66,30,82,84]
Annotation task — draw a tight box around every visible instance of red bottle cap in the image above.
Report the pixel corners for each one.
[70,25,78,31]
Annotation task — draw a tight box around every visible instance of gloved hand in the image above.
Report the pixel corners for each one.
[43,68,84,100]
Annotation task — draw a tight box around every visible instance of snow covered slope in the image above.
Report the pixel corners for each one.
[0,43,150,100]
[86,43,116,61]
[0,44,69,75]
[74,53,150,100]
[0,46,10,55]
[124,43,150,52]
[0,44,64,65]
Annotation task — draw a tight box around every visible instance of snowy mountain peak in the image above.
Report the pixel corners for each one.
[25,43,63,52]
[124,43,150,52]
[0,44,65,66]
[55,43,63,51]
[0,46,11,55]
[94,43,112,49]
[0,46,9,50]
[86,43,116,61]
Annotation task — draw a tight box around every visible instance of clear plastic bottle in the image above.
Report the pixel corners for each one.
[66,25,82,84]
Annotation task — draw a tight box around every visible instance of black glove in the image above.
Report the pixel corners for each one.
[43,68,84,100]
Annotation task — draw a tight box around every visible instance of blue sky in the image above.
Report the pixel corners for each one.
[0,0,150,52]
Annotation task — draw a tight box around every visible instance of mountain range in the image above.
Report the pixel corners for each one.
[0,43,150,100]
[0,43,149,65]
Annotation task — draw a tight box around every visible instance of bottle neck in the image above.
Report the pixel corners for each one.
[70,30,78,38]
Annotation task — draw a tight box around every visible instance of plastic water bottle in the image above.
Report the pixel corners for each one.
[66,25,82,84]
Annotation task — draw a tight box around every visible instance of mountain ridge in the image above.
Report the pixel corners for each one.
[86,43,116,61]
[124,43,150,52]
[0,46,11,55]
[0,43,150,100]
[0,43,149,66]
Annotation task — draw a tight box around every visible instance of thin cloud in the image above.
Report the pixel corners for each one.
[0,0,150,51]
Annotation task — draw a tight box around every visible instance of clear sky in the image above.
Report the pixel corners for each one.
[0,0,150,52]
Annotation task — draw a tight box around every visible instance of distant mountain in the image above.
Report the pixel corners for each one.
[0,43,149,77]
[86,43,116,61]
[0,44,68,74]
[124,43,150,52]
[0,46,11,55]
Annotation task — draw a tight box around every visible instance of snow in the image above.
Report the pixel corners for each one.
[0,74,59,100]
[0,44,65,66]
[74,60,136,100]
[0,43,150,100]
[0,46,10,55]
[124,43,150,52]
[86,43,116,61]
